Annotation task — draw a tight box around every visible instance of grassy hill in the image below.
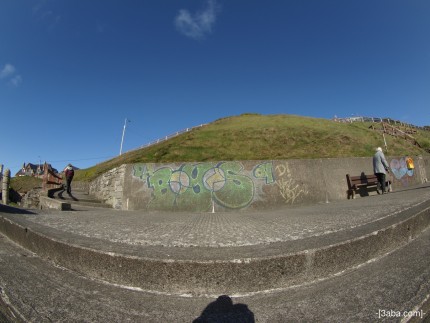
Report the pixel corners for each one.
[10,176,42,193]
[74,114,430,182]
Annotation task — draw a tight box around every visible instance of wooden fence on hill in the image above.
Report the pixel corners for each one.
[333,116,429,152]
[333,116,429,132]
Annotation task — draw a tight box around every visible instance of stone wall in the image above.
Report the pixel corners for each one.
[89,165,126,209]
[90,156,430,212]
[19,188,41,209]
[71,181,90,192]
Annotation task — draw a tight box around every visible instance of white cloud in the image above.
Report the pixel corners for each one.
[0,64,16,79]
[33,0,61,30]
[0,63,22,87]
[9,75,23,87]
[175,0,221,40]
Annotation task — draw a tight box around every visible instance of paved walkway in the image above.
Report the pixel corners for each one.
[2,183,429,260]
[24,184,430,245]
[1,184,430,322]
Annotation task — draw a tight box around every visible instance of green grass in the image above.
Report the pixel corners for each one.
[9,114,426,186]
[10,176,43,193]
[10,114,429,194]
[71,114,430,182]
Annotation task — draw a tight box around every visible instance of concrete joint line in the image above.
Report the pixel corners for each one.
[0,205,430,296]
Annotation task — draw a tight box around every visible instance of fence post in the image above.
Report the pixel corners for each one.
[2,168,10,205]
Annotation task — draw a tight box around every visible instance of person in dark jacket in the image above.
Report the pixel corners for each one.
[373,147,390,194]
[64,164,75,194]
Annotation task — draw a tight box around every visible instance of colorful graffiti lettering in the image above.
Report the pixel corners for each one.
[212,162,254,209]
[253,162,275,184]
[170,163,213,211]
[132,164,148,181]
[390,157,414,186]
[132,161,274,211]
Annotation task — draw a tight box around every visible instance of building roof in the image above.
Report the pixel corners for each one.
[15,163,58,177]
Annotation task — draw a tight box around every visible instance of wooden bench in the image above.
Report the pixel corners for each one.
[346,173,392,199]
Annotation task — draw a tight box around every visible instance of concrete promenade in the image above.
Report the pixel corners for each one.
[12,185,430,249]
[0,184,430,321]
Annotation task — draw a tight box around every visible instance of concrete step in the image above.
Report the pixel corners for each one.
[1,186,430,296]
[52,189,112,208]
[0,221,429,322]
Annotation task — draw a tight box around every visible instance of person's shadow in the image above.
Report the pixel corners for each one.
[58,188,78,201]
[193,295,255,323]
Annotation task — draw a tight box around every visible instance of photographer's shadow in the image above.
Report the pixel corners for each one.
[193,295,255,323]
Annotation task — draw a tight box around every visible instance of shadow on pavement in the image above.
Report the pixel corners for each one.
[58,189,78,201]
[0,204,36,215]
[193,295,255,323]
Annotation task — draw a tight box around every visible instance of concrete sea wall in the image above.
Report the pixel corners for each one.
[89,156,430,212]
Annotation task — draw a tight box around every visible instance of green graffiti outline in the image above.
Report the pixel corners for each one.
[146,167,176,210]
[132,164,147,181]
[212,162,254,209]
[174,163,213,211]
[253,162,275,184]
[132,162,267,210]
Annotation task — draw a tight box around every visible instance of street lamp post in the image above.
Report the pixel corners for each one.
[119,118,130,155]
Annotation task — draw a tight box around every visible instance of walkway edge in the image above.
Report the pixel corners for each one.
[1,203,430,295]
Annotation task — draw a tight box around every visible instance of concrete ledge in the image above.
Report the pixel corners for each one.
[1,223,430,322]
[39,196,71,211]
[110,157,430,211]
[51,189,112,208]
[1,200,430,295]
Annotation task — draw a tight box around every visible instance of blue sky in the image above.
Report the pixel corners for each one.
[1,0,430,176]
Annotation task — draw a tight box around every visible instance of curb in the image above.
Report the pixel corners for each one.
[39,196,71,211]
[1,200,430,296]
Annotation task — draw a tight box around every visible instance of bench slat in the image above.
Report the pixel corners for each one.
[346,173,391,199]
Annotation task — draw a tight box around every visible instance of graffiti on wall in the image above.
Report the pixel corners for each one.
[132,161,275,211]
[390,157,414,186]
[274,163,309,204]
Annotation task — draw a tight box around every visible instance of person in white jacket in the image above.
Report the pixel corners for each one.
[373,147,390,194]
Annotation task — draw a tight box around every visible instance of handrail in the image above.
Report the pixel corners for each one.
[125,123,208,154]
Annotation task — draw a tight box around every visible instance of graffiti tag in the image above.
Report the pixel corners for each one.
[132,161,274,211]
[390,157,414,186]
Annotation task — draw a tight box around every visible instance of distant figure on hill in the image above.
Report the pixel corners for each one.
[64,164,75,195]
[373,147,390,194]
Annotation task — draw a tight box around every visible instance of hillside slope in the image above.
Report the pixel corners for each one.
[75,114,430,181]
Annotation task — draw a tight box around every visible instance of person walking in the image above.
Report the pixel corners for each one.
[373,147,390,194]
[64,164,75,195]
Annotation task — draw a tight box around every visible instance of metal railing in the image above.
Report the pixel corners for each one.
[124,123,208,154]
[333,116,429,131]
